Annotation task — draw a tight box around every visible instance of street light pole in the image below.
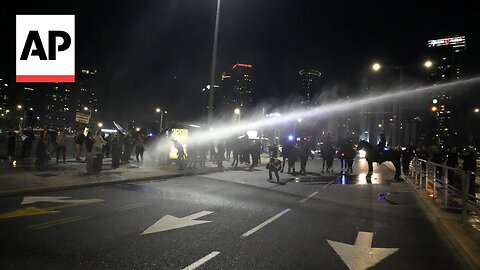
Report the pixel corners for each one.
[207,0,221,127]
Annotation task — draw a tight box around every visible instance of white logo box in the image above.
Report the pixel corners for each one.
[16,15,75,82]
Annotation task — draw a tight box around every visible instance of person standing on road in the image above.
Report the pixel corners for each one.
[173,139,186,170]
[7,126,16,160]
[461,148,477,201]
[93,131,106,155]
[74,130,85,161]
[135,133,145,165]
[85,131,94,161]
[217,141,225,168]
[55,129,67,164]
[298,135,313,175]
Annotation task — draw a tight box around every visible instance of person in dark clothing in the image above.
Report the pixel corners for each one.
[280,138,293,173]
[446,147,459,186]
[7,127,16,159]
[84,131,94,161]
[298,137,313,175]
[74,130,85,161]
[249,140,262,170]
[135,134,145,165]
[217,141,225,168]
[286,143,299,173]
[266,157,282,182]
[401,144,416,175]
[35,136,48,167]
[376,133,387,162]
[268,143,279,158]
[231,137,240,167]
[173,140,186,170]
[322,134,335,173]
[461,149,477,201]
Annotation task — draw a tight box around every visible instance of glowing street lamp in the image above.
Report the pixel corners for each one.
[424,60,433,68]
[83,106,89,111]
[98,122,103,128]
[372,63,381,71]
[234,108,241,121]
[475,108,479,113]
[155,107,167,130]
[16,104,23,110]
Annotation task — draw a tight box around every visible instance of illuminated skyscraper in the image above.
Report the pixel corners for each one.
[231,63,253,110]
[427,35,466,148]
[298,69,321,106]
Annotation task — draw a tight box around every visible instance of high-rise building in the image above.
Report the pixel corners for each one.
[298,69,321,106]
[44,69,99,129]
[427,35,466,148]
[231,63,253,110]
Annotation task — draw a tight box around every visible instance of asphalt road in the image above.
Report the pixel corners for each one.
[0,158,468,270]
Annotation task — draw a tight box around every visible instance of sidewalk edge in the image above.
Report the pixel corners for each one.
[407,177,480,270]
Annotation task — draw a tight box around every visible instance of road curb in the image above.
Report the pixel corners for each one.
[406,178,480,270]
[0,166,233,198]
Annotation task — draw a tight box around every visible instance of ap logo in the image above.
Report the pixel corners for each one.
[16,15,75,83]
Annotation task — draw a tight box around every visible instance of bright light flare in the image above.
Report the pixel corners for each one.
[372,63,381,71]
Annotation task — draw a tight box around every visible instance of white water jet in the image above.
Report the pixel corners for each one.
[150,76,480,155]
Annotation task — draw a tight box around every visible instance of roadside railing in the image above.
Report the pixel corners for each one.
[409,157,480,225]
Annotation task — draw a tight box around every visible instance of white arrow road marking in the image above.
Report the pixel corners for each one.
[141,211,213,235]
[182,251,220,270]
[327,231,399,270]
[21,196,104,205]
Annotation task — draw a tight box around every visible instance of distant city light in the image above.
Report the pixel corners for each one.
[136,127,140,132]
[475,108,479,113]
[16,104,22,109]
[432,99,438,104]
[424,60,433,68]
[431,106,438,112]
[98,122,103,128]
[372,63,381,71]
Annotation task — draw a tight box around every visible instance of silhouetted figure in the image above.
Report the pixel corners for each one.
[298,136,313,174]
[217,141,225,168]
[321,134,335,173]
[55,129,67,164]
[446,147,459,187]
[173,140,186,170]
[266,157,282,182]
[7,127,16,159]
[135,134,145,165]
[401,144,415,175]
[461,149,477,201]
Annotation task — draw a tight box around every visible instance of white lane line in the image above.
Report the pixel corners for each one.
[182,251,220,270]
[241,208,291,238]
[114,202,152,211]
[300,191,318,203]
[323,180,335,188]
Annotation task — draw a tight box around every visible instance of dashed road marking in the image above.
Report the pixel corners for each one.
[241,208,291,238]
[182,251,220,270]
[114,202,152,211]
[300,191,318,203]
[323,180,335,188]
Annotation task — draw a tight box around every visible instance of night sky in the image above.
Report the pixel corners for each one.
[1,1,479,124]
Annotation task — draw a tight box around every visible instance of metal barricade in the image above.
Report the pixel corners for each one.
[408,157,479,225]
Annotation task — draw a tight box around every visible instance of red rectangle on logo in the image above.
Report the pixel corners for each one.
[16,75,75,83]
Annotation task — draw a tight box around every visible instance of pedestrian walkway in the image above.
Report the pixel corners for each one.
[0,155,259,198]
